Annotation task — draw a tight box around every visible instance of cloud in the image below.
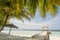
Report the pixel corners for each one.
[8,15,60,30]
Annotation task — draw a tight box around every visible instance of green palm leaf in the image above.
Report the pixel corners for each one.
[38,0,47,18]
[27,0,39,17]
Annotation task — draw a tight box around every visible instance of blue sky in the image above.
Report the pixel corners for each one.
[9,7,60,30]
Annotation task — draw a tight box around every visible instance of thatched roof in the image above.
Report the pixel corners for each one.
[4,23,18,29]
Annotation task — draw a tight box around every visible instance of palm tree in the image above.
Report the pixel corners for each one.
[38,0,59,18]
[0,0,60,32]
[0,0,30,32]
[27,0,60,18]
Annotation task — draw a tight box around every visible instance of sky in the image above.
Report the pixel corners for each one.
[9,7,60,30]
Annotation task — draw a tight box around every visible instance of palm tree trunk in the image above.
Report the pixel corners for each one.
[0,14,9,32]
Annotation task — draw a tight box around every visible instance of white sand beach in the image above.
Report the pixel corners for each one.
[0,32,60,40]
[0,32,26,40]
[0,30,60,40]
[50,35,60,40]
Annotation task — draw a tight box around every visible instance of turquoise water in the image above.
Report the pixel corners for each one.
[2,29,60,36]
[51,31,60,36]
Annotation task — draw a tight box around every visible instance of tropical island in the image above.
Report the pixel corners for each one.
[0,0,60,40]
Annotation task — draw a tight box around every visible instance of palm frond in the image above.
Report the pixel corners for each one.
[54,0,60,6]
[27,0,39,17]
[20,10,31,20]
[47,0,58,17]
[49,4,58,17]
[38,0,47,18]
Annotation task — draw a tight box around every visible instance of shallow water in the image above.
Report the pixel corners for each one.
[1,29,60,37]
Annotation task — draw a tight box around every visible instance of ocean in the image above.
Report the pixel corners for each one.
[1,29,60,37]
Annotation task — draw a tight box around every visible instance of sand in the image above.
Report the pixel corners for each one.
[0,32,60,40]
[0,32,26,40]
[50,35,60,40]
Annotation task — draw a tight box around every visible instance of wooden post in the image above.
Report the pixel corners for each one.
[9,27,12,35]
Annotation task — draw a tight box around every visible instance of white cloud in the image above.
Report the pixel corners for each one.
[8,15,60,29]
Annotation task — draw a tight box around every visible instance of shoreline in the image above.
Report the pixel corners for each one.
[0,31,60,40]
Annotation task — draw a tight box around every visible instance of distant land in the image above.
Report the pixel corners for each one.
[4,29,60,31]
[19,29,60,31]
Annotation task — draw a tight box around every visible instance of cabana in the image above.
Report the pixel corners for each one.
[4,23,18,35]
